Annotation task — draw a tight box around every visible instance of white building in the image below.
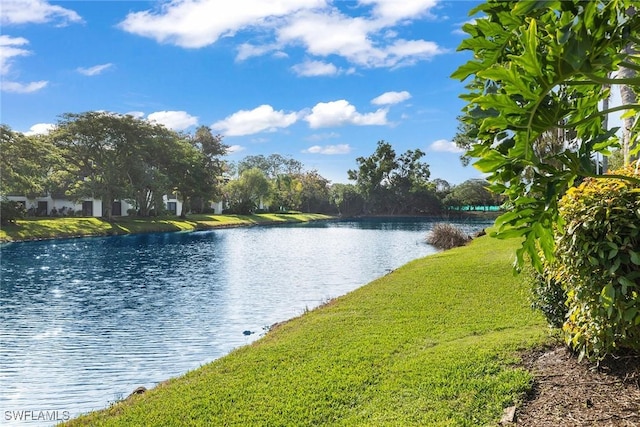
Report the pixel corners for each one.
[3,194,228,217]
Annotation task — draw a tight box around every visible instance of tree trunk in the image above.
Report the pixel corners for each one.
[102,194,113,221]
[618,43,638,165]
[602,82,610,174]
[179,196,190,219]
[153,193,165,216]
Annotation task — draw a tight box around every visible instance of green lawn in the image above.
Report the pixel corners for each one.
[64,235,549,426]
[0,213,332,242]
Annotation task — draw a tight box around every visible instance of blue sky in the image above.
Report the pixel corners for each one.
[1,0,487,185]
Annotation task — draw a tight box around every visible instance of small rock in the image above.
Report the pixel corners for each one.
[127,386,147,399]
[499,406,516,424]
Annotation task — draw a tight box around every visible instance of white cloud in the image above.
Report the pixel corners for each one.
[2,80,48,93]
[0,35,31,75]
[384,39,444,67]
[119,0,324,49]
[359,0,438,24]
[237,44,268,61]
[303,144,351,154]
[0,35,48,93]
[237,43,280,61]
[453,18,477,36]
[291,60,339,77]
[371,90,411,105]
[147,111,198,130]
[304,100,387,128]
[429,139,464,153]
[277,11,380,65]
[212,104,299,136]
[276,7,446,68]
[77,63,113,76]
[118,1,446,70]
[1,0,82,26]
[305,132,340,141]
[24,123,55,136]
[226,144,246,154]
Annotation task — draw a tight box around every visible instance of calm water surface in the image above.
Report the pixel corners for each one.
[0,218,490,425]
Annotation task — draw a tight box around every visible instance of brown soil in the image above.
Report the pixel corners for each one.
[512,346,640,426]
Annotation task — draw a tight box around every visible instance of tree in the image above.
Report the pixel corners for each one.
[430,178,452,199]
[330,183,364,217]
[223,168,271,214]
[51,112,198,220]
[52,112,138,219]
[452,117,478,167]
[0,125,60,198]
[452,0,640,270]
[176,126,228,217]
[235,154,331,213]
[297,170,330,213]
[348,141,432,214]
[238,154,302,179]
[449,179,500,210]
[348,141,398,214]
[388,148,431,214]
[125,124,185,217]
[272,173,302,212]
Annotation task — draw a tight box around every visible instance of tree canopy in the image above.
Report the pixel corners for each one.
[224,168,272,214]
[348,140,437,215]
[0,125,60,198]
[2,112,230,220]
[452,0,640,270]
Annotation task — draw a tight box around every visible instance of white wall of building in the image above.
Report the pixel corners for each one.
[6,194,223,217]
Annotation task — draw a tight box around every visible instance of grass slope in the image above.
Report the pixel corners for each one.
[0,213,332,242]
[65,235,548,426]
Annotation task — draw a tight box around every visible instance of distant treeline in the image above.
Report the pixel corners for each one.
[1,113,502,220]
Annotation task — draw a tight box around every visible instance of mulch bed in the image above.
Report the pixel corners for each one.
[512,346,640,426]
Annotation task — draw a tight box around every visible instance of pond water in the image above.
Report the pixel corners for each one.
[0,218,491,426]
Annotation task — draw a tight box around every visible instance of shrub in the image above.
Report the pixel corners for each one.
[1,200,26,225]
[529,267,568,329]
[426,223,471,250]
[554,165,640,360]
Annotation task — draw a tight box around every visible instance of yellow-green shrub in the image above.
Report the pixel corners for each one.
[555,166,640,360]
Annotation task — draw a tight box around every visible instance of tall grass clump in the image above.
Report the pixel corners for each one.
[426,222,471,250]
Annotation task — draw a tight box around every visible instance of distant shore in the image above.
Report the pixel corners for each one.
[0,211,499,243]
[0,213,334,243]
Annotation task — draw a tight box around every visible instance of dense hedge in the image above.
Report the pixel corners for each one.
[553,166,640,360]
[1,200,26,225]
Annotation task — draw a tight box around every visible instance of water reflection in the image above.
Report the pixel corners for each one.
[0,218,490,425]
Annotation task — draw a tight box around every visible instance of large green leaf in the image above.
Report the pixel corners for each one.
[473,150,508,173]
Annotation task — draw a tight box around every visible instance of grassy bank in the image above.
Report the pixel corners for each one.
[0,213,332,242]
[65,235,549,426]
